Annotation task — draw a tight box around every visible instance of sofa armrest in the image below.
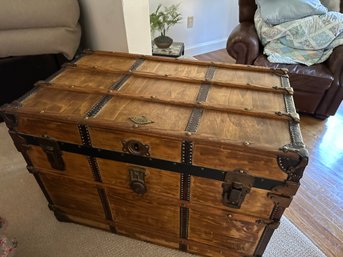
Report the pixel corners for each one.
[226,22,260,65]
[315,45,343,117]
[327,45,343,87]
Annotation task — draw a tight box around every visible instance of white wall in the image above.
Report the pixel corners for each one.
[149,0,239,56]
[79,0,151,54]
[79,0,128,52]
[122,0,152,54]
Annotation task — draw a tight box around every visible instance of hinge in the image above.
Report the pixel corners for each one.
[38,135,65,170]
[278,145,309,182]
[222,170,254,209]
[268,193,293,208]
[271,68,288,76]
[272,86,294,95]
[1,112,18,130]
[255,219,280,230]
[275,111,300,123]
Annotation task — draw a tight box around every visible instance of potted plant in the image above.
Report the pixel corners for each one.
[150,3,182,49]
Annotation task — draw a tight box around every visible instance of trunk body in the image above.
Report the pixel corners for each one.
[1,51,308,257]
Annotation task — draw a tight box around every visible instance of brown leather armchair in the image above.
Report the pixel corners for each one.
[227,0,343,119]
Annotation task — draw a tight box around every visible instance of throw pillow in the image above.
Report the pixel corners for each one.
[256,0,328,25]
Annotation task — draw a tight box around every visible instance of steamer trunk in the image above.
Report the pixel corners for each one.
[0,51,308,257]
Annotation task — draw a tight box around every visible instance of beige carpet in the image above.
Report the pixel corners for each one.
[0,123,326,257]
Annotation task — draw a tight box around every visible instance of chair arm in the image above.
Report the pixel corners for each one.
[327,45,343,87]
[226,22,260,65]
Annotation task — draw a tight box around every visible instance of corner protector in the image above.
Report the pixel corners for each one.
[278,145,308,182]
[0,110,18,130]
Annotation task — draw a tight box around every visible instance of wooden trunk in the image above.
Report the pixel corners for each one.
[0,51,308,257]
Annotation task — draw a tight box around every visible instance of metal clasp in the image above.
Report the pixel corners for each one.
[38,135,65,170]
[129,167,147,195]
[222,170,253,209]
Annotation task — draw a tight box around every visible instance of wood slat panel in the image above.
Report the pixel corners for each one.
[116,223,180,249]
[197,110,291,149]
[20,87,101,117]
[97,159,180,199]
[119,76,199,102]
[212,68,281,88]
[75,54,136,71]
[94,97,192,132]
[40,174,105,219]
[89,127,182,162]
[50,68,122,90]
[207,87,285,112]
[17,118,82,144]
[187,240,245,257]
[188,207,264,243]
[28,146,94,181]
[190,176,275,219]
[137,60,208,80]
[192,144,287,181]
[107,188,179,236]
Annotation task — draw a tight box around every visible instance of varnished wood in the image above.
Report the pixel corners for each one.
[107,187,180,236]
[190,176,275,219]
[97,159,180,198]
[28,145,94,181]
[1,50,310,257]
[40,173,105,219]
[196,48,343,257]
[192,144,288,181]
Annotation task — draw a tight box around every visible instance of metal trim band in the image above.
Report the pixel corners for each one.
[21,133,285,191]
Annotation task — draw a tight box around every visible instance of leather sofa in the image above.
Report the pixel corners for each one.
[227,0,343,118]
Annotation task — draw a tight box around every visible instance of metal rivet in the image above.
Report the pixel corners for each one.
[133,124,139,128]
[227,214,233,218]
[40,110,45,113]
[186,132,192,136]
[239,170,244,173]
[85,117,89,120]
[243,141,250,146]
[150,95,156,99]
[108,89,113,93]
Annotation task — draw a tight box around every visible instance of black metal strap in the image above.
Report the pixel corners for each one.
[21,133,284,190]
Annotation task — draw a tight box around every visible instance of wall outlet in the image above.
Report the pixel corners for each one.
[187,16,194,28]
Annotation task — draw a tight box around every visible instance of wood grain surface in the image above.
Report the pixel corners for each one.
[97,159,180,199]
[195,49,343,257]
[192,144,288,181]
[28,145,94,181]
[40,174,105,219]
[190,176,274,219]
[2,50,308,257]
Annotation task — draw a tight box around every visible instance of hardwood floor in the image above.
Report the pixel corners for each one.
[195,49,343,257]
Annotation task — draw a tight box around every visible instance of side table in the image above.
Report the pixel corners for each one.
[152,42,184,58]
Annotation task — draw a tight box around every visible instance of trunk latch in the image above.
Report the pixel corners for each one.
[222,170,253,209]
[38,135,65,171]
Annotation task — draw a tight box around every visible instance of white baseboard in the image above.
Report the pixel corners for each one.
[184,38,227,56]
